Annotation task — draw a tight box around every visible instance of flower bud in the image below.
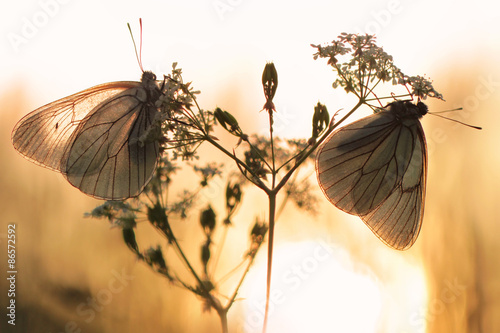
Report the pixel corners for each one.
[214,108,242,135]
[123,227,139,254]
[200,206,216,235]
[226,182,242,212]
[262,62,278,112]
[251,220,268,241]
[147,202,173,242]
[144,246,169,277]
[311,102,329,138]
[201,239,211,267]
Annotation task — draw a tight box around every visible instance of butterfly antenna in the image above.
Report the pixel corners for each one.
[431,107,463,114]
[139,18,144,71]
[127,19,144,72]
[429,112,482,130]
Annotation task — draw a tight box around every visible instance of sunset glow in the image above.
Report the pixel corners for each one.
[240,241,428,333]
[1,0,497,332]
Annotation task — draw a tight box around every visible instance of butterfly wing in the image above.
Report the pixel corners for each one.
[62,86,160,200]
[316,110,427,249]
[12,77,161,200]
[12,81,140,171]
[360,119,427,250]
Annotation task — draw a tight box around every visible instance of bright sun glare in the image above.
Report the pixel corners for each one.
[240,241,385,333]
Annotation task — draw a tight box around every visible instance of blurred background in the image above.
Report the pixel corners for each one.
[0,0,498,332]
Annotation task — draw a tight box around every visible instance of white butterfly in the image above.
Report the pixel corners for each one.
[12,71,163,200]
[316,101,428,250]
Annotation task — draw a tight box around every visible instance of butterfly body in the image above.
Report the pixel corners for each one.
[12,71,162,200]
[316,101,428,250]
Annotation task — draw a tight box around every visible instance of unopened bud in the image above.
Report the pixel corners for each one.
[123,227,139,254]
[200,206,216,234]
[262,62,278,112]
[311,102,329,138]
[201,240,211,267]
[214,108,242,135]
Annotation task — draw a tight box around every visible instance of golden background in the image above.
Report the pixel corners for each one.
[0,1,498,332]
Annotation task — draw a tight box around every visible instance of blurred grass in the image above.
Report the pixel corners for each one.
[422,56,500,333]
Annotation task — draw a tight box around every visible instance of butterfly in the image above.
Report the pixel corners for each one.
[316,100,428,250]
[12,70,163,200]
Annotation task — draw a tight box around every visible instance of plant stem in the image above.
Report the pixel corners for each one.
[262,192,276,333]
[269,110,276,181]
[204,135,267,190]
[262,107,278,333]
[260,100,365,333]
[225,239,264,311]
[164,221,227,330]
[217,308,229,333]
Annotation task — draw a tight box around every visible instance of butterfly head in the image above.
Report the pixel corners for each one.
[141,71,162,102]
[387,100,428,120]
[141,70,157,86]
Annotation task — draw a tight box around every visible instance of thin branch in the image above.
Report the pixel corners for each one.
[224,240,264,311]
[262,193,276,333]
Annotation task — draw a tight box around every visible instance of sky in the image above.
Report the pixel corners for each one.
[1,0,499,332]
